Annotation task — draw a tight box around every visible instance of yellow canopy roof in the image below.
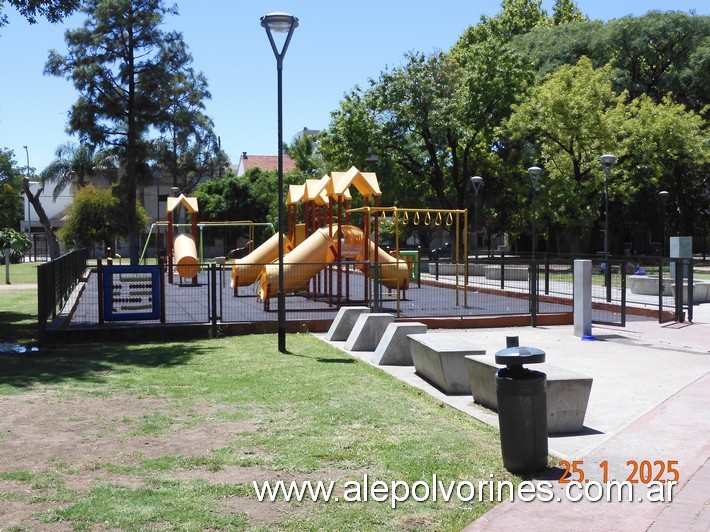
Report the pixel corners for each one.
[287,184,305,205]
[328,166,381,199]
[166,194,199,214]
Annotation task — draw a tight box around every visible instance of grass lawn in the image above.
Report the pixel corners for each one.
[0,290,516,530]
[2,260,40,285]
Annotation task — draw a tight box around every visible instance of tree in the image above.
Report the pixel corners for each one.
[510,11,710,114]
[619,95,710,243]
[59,183,149,252]
[0,148,24,230]
[0,0,80,29]
[151,37,222,191]
[0,228,31,263]
[194,170,269,225]
[286,133,321,176]
[39,142,118,201]
[503,57,626,253]
[22,177,62,259]
[551,0,586,25]
[45,0,206,264]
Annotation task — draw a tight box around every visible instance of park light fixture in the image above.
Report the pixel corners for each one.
[659,190,670,257]
[600,154,616,302]
[470,176,484,260]
[261,12,298,354]
[527,166,542,327]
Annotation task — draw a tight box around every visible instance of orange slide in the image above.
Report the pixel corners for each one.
[231,232,293,288]
[257,225,409,300]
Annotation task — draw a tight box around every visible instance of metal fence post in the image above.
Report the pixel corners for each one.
[674,258,684,322]
[687,259,694,323]
[210,263,218,329]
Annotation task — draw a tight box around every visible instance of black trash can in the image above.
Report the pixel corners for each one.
[495,343,548,473]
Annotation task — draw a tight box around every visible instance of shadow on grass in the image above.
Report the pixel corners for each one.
[282,350,355,364]
[0,341,202,390]
[0,310,37,343]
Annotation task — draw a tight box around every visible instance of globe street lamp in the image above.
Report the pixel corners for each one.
[261,12,298,354]
[470,176,484,260]
[659,190,669,257]
[600,154,616,302]
[527,166,542,327]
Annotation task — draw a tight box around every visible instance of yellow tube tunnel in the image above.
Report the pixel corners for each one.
[174,233,199,279]
[231,232,293,287]
[258,225,409,299]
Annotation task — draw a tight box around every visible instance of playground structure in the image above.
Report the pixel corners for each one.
[231,166,468,312]
[139,193,274,282]
[134,167,469,315]
[166,194,199,284]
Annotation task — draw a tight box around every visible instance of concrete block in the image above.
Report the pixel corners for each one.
[672,281,710,304]
[326,306,369,341]
[409,334,486,394]
[484,265,528,281]
[465,355,593,434]
[574,259,592,338]
[371,322,427,365]
[629,275,672,296]
[430,263,464,276]
[344,313,395,351]
[468,263,485,276]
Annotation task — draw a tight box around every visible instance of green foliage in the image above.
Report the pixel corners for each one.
[45,0,209,263]
[503,57,626,251]
[619,95,710,236]
[286,132,322,176]
[0,228,31,263]
[59,183,150,251]
[194,170,269,225]
[511,11,710,114]
[0,148,24,229]
[39,142,119,201]
[0,0,80,28]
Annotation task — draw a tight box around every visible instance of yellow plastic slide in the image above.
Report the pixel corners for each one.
[258,225,409,299]
[231,232,293,288]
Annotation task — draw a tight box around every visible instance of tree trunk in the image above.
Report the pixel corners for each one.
[23,178,61,259]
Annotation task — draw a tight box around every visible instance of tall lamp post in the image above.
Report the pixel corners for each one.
[470,176,484,260]
[527,166,542,327]
[600,154,616,302]
[23,145,31,261]
[261,12,298,354]
[23,146,31,231]
[659,190,669,257]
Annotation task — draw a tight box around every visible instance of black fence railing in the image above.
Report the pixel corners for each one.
[40,253,707,337]
[37,248,88,341]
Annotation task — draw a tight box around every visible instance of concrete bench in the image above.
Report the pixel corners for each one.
[429,263,464,276]
[628,275,672,296]
[326,306,370,341]
[408,334,486,394]
[672,280,710,304]
[371,322,427,365]
[465,355,593,434]
[468,263,485,276]
[344,313,394,351]
[484,265,528,281]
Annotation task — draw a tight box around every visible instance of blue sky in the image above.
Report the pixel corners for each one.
[1,0,707,173]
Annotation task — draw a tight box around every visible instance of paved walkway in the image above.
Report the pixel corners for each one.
[317,304,710,531]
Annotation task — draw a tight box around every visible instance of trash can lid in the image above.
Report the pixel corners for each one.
[495,346,545,366]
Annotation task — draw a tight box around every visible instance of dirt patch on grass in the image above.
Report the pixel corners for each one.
[0,391,303,529]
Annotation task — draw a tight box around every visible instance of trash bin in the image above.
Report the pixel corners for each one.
[495,339,548,473]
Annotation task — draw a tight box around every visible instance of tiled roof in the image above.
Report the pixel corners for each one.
[242,155,297,173]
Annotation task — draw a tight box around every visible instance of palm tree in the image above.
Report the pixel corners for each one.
[40,142,118,201]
